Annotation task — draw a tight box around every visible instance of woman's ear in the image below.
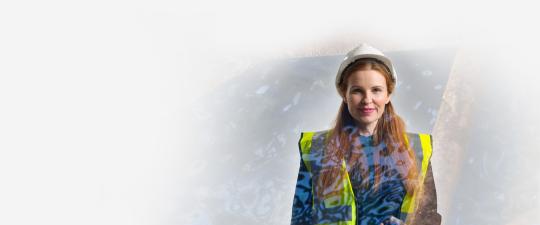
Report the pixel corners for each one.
[386,93,392,104]
[338,90,347,103]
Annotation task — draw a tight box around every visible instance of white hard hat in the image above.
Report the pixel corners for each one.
[335,43,397,91]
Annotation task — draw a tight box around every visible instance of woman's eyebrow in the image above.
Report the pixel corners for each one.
[350,86,364,90]
[351,85,385,88]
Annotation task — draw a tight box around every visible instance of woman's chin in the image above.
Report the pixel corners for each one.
[354,118,377,127]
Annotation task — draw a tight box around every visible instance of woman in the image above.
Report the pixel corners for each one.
[291,43,441,225]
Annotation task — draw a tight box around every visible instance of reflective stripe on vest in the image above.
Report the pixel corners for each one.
[298,130,433,225]
[399,133,433,221]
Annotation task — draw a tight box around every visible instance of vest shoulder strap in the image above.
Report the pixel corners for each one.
[298,129,331,172]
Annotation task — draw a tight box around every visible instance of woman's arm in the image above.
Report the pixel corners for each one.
[291,157,313,225]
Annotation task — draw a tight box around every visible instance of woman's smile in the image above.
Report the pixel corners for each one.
[359,107,375,114]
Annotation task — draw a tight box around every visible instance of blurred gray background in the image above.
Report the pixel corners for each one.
[187,49,455,224]
[186,45,540,225]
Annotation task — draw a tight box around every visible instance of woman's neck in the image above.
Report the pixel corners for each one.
[355,122,377,136]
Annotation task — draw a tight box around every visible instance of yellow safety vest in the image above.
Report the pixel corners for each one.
[298,129,433,225]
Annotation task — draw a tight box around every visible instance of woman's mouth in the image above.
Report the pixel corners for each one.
[359,108,375,114]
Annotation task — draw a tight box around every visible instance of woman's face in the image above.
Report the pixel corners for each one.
[342,69,391,132]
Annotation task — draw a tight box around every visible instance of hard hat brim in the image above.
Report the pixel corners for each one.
[335,52,397,92]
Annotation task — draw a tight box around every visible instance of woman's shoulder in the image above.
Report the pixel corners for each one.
[298,129,332,140]
[404,131,433,142]
[404,131,431,136]
[297,129,333,151]
[299,128,331,135]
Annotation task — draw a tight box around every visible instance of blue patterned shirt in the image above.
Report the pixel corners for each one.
[346,135,406,225]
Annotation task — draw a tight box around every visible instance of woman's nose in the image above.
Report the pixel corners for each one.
[361,93,372,104]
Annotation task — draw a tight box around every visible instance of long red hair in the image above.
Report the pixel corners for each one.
[314,58,419,202]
